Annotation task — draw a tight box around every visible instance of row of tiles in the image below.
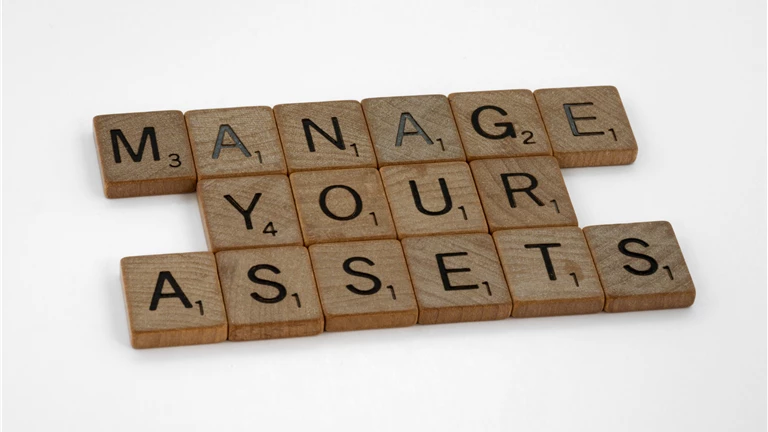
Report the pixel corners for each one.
[94,86,638,198]
[198,157,577,250]
[122,222,696,349]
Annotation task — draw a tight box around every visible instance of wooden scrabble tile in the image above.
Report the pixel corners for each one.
[470,156,577,231]
[534,86,638,167]
[185,106,286,179]
[290,168,396,245]
[449,89,552,160]
[197,175,303,252]
[120,252,227,348]
[94,111,196,198]
[309,240,418,331]
[380,162,487,238]
[215,246,324,341]
[583,221,696,312]
[401,234,511,324]
[361,94,465,166]
[493,227,604,318]
[274,100,376,173]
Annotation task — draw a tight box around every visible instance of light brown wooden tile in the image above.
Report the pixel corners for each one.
[290,168,396,245]
[309,240,418,331]
[583,221,695,312]
[362,94,465,166]
[493,227,604,318]
[185,106,286,180]
[216,246,324,341]
[274,100,376,173]
[401,234,511,324]
[197,175,302,252]
[94,111,196,198]
[470,156,577,231]
[380,162,487,239]
[449,89,552,160]
[534,86,638,167]
[120,252,227,349]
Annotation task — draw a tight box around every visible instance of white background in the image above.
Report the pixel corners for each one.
[2,0,766,431]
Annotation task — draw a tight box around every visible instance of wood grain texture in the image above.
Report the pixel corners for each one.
[380,162,487,238]
[94,111,196,198]
[361,94,465,166]
[534,86,638,167]
[401,234,511,324]
[493,227,604,317]
[309,240,418,331]
[274,100,376,173]
[120,252,227,349]
[197,175,302,252]
[448,89,552,160]
[470,156,578,231]
[290,168,396,245]
[583,221,695,312]
[185,106,286,180]
[215,246,323,341]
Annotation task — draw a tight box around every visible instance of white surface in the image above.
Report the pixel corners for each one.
[2,0,766,431]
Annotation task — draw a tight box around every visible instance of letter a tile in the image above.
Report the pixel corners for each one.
[583,221,696,312]
[534,86,638,167]
[216,246,324,341]
[274,101,376,173]
[120,252,227,349]
[309,240,418,331]
[290,168,396,245]
[493,227,604,317]
[362,94,465,166]
[401,234,511,324]
[470,156,577,231]
[197,175,303,252]
[94,111,196,198]
[185,106,286,179]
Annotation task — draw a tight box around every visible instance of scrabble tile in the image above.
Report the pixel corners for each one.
[215,246,324,341]
[361,94,465,166]
[583,221,696,312]
[185,106,286,179]
[94,111,196,198]
[448,89,552,160]
[401,234,511,324]
[493,227,604,318]
[120,252,227,349]
[380,162,487,238]
[197,175,303,252]
[309,240,418,331]
[470,156,577,231]
[534,86,638,167]
[290,168,396,245]
[274,100,376,173]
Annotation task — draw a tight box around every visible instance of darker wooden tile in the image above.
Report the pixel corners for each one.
[94,111,196,198]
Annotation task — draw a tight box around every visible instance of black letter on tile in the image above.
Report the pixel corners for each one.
[224,193,262,230]
[212,124,252,159]
[395,112,434,147]
[409,178,452,216]
[343,257,382,295]
[302,117,345,152]
[149,271,193,310]
[525,243,562,280]
[563,103,605,137]
[319,185,363,221]
[471,105,516,139]
[500,173,544,208]
[618,238,659,276]
[111,127,161,163]
[436,252,479,291]
[248,264,287,303]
